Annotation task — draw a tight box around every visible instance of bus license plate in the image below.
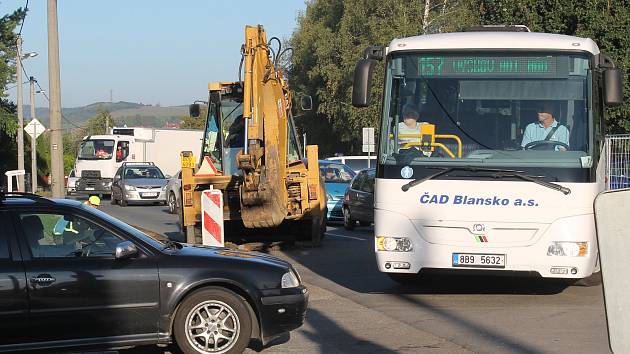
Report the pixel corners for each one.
[452,253,505,268]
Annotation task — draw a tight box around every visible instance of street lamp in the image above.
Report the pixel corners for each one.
[22,52,38,60]
[15,34,38,192]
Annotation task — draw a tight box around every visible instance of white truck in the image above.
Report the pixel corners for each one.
[74,127,203,196]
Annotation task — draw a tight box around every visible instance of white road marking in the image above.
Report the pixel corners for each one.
[325,232,368,241]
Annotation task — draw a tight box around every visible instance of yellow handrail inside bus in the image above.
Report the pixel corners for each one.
[392,123,462,158]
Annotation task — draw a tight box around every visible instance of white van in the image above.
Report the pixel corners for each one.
[326,155,376,172]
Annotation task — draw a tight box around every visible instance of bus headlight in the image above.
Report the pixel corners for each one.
[376,236,413,252]
[547,241,588,257]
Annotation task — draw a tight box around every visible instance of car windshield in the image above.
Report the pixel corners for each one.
[78,139,115,160]
[124,167,164,179]
[380,52,593,170]
[320,163,356,182]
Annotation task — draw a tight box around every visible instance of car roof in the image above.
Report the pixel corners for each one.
[0,193,84,208]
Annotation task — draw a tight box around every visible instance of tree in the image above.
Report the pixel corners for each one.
[289,0,471,156]
[0,7,27,135]
[468,0,630,133]
[180,105,207,130]
[85,106,114,135]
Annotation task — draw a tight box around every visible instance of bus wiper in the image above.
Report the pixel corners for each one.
[491,170,571,195]
[401,166,571,195]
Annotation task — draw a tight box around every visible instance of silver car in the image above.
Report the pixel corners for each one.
[110,163,169,206]
[164,170,181,214]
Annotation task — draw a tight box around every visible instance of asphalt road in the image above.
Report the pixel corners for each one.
[93,199,611,354]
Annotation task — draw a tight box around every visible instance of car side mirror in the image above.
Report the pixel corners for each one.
[115,241,138,260]
[189,103,201,118]
[300,96,313,111]
[165,174,172,179]
[604,68,623,107]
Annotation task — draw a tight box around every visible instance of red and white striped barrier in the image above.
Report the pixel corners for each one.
[201,188,224,247]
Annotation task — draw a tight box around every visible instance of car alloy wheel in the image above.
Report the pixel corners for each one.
[174,287,251,354]
[168,192,177,214]
[185,300,240,353]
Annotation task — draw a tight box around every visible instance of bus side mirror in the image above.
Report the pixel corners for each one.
[352,59,377,107]
[189,103,201,118]
[300,96,313,111]
[604,68,623,107]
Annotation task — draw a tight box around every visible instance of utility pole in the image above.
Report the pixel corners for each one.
[16,35,25,191]
[29,76,37,193]
[48,0,64,198]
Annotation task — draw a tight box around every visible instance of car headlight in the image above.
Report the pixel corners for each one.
[105,181,112,187]
[281,271,300,288]
[124,185,136,191]
[376,236,413,252]
[547,241,588,257]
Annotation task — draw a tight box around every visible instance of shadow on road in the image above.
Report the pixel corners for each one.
[299,308,400,353]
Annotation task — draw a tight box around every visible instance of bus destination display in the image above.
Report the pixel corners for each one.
[418,56,568,78]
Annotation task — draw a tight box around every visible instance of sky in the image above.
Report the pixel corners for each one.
[1,0,307,108]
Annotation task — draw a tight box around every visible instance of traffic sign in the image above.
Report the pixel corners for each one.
[24,118,45,140]
[362,127,375,153]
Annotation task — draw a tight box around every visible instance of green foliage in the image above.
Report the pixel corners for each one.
[290,0,630,155]
[469,0,630,133]
[84,106,114,135]
[289,0,472,155]
[180,105,208,130]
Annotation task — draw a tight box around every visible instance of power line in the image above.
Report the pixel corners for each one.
[17,0,29,36]
[20,63,86,131]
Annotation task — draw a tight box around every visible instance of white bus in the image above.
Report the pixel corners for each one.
[351,26,623,284]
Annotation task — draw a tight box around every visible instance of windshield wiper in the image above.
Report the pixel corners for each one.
[401,166,571,195]
[162,239,183,250]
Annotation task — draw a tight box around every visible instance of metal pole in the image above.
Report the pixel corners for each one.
[30,76,37,193]
[48,0,64,197]
[16,35,25,191]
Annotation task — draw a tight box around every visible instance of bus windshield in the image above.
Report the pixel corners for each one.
[380,52,593,170]
[78,139,115,160]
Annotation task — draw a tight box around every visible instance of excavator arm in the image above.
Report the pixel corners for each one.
[237,25,292,228]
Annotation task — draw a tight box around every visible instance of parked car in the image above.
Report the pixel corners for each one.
[343,168,375,230]
[164,170,182,214]
[110,162,169,207]
[66,169,79,195]
[0,192,308,353]
[326,155,376,173]
[319,160,355,223]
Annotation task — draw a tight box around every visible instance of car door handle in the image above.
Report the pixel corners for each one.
[31,274,56,284]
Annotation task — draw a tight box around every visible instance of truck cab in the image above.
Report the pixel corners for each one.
[74,135,133,196]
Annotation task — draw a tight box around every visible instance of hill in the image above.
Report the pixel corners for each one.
[30,101,188,129]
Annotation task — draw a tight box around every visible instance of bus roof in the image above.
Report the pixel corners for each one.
[388,32,599,55]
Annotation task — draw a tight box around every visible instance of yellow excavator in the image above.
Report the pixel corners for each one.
[179,25,326,245]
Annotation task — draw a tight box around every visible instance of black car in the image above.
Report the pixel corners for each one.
[0,193,308,354]
[343,168,375,230]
